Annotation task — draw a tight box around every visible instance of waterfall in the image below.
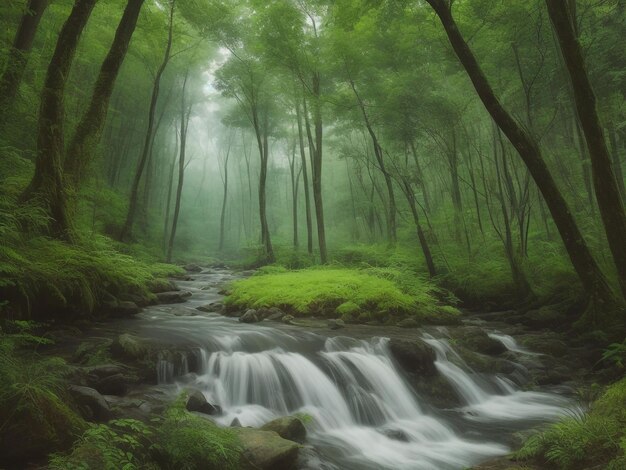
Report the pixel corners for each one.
[488,332,540,355]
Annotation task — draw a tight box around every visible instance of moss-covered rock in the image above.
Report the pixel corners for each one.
[233,427,300,470]
[260,416,307,444]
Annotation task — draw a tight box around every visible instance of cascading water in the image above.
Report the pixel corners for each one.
[124,268,578,469]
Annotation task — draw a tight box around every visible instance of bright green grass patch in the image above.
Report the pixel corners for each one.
[225,267,457,320]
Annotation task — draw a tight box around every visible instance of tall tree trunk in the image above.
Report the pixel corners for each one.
[20,0,96,241]
[288,139,299,248]
[546,0,626,300]
[166,73,191,263]
[295,98,313,254]
[426,0,617,308]
[0,0,49,130]
[311,74,328,262]
[120,0,175,241]
[251,105,274,262]
[348,78,397,245]
[400,177,436,277]
[64,0,144,189]
[219,135,232,251]
[162,133,178,251]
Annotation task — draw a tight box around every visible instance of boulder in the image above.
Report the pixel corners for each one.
[92,373,135,396]
[396,317,420,328]
[380,428,410,442]
[68,385,111,421]
[110,334,150,361]
[327,318,345,330]
[234,427,300,470]
[111,300,141,317]
[256,308,273,320]
[184,263,203,273]
[185,390,222,415]
[240,309,260,323]
[388,339,437,376]
[260,416,306,444]
[196,302,223,313]
[156,290,192,304]
[282,315,295,325]
[230,417,242,427]
[86,364,127,379]
[266,310,285,322]
[149,278,179,293]
[457,327,507,356]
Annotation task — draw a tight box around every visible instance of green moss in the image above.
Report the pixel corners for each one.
[156,396,243,470]
[225,267,457,320]
[516,377,626,469]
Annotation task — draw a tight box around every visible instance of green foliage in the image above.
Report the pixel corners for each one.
[225,267,457,320]
[49,419,156,470]
[516,377,626,469]
[156,394,243,470]
[0,326,86,463]
[602,338,626,368]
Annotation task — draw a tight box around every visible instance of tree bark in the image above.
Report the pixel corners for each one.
[295,98,313,253]
[0,0,49,130]
[218,135,232,251]
[120,0,175,242]
[546,0,626,300]
[426,0,617,307]
[20,0,96,241]
[64,0,144,190]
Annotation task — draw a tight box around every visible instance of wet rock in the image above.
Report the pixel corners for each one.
[260,416,306,444]
[396,317,419,328]
[282,314,295,325]
[256,307,274,320]
[112,300,141,317]
[240,309,260,323]
[380,428,410,442]
[196,302,223,313]
[86,364,127,379]
[266,309,286,321]
[92,373,135,396]
[327,318,345,330]
[457,327,507,356]
[185,390,222,415]
[234,427,300,470]
[184,263,203,273]
[68,385,111,421]
[156,290,192,304]
[231,417,242,427]
[110,333,150,361]
[522,306,568,329]
[389,339,437,376]
[149,278,179,293]
[520,333,569,357]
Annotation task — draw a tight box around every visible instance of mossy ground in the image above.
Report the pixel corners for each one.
[225,266,459,323]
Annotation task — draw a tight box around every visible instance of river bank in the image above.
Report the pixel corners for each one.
[3,264,619,469]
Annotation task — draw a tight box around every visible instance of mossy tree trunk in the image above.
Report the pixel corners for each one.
[64,0,144,191]
[20,0,97,242]
[0,0,49,131]
[546,0,626,301]
[425,0,618,309]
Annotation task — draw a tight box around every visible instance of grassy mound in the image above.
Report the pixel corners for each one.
[225,267,458,322]
[515,377,626,469]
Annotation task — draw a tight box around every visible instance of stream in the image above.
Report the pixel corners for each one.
[112,267,579,470]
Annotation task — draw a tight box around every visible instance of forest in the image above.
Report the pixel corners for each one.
[1,0,625,469]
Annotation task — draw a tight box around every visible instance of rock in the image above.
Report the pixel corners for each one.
[111,300,141,317]
[260,416,306,444]
[380,428,410,442]
[523,306,568,329]
[184,263,203,273]
[327,318,345,330]
[520,334,569,357]
[282,314,295,325]
[396,317,420,328]
[457,327,507,356]
[92,373,135,396]
[234,427,300,470]
[185,390,222,415]
[149,279,179,293]
[266,310,285,321]
[256,308,273,320]
[196,302,223,313]
[230,417,242,427]
[240,309,260,323]
[68,385,111,421]
[156,290,192,304]
[86,364,127,379]
[110,333,150,361]
[388,339,437,376]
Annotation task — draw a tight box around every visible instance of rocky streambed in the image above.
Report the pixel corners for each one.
[45,265,599,470]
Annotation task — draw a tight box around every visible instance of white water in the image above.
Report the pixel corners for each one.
[488,333,541,355]
[127,269,577,470]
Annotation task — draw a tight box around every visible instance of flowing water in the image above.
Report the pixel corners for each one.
[120,268,578,470]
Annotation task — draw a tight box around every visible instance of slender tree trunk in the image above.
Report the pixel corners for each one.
[295,98,314,253]
[166,73,191,263]
[219,135,232,251]
[288,139,299,248]
[546,0,626,300]
[409,139,432,214]
[0,0,49,130]
[311,74,328,262]
[162,133,178,251]
[400,177,436,277]
[251,105,274,262]
[120,0,175,241]
[426,0,617,308]
[20,0,97,241]
[64,0,144,189]
[348,78,397,245]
